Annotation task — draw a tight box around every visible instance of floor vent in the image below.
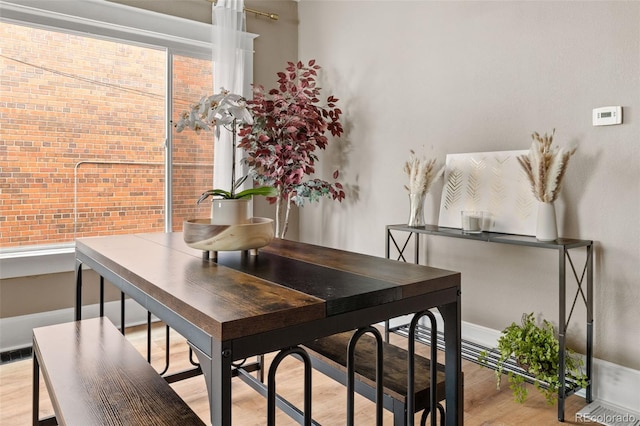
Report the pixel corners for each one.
[576,401,640,426]
[0,346,32,365]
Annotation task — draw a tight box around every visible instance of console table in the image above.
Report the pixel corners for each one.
[385,224,593,422]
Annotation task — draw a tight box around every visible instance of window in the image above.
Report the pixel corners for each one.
[0,22,212,248]
[0,0,254,277]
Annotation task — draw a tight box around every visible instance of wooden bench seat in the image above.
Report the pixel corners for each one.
[32,317,205,426]
[303,330,448,426]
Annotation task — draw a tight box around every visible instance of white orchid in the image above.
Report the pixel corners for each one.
[174,88,274,201]
[176,89,253,136]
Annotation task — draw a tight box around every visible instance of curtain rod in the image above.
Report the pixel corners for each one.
[207,0,279,21]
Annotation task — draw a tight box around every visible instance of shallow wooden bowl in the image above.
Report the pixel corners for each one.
[183,217,274,252]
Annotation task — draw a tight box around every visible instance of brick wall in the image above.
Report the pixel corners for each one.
[0,22,214,248]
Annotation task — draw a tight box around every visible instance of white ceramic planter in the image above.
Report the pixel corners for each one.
[210,198,251,225]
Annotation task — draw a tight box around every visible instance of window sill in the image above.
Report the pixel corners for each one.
[0,244,76,279]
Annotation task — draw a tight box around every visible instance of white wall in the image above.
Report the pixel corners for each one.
[296,0,640,372]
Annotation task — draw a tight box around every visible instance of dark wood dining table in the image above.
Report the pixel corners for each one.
[74,233,462,425]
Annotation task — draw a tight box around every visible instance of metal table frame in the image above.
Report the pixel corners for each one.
[385,224,593,422]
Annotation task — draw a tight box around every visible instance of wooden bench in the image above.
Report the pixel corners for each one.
[303,330,448,426]
[32,317,205,426]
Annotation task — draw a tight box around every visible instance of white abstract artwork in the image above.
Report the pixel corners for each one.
[437,150,537,236]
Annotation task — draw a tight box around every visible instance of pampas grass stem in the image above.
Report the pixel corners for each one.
[404,150,444,196]
[517,130,576,203]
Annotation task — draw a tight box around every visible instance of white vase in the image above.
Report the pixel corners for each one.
[210,198,251,225]
[408,193,426,227]
[536,201,557,241]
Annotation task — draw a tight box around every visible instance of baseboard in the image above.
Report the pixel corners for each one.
[0,300,152,353]
[577,400,640,426]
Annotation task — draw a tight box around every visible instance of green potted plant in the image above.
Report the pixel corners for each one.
[238,60,346,238]
[174,89,276,225]
[478,312,588,405]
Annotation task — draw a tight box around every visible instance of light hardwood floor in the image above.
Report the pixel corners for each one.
[0,322,596,425]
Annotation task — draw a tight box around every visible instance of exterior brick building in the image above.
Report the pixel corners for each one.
[1,22,215,248]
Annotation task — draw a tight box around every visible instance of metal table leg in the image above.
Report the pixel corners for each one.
[347,327,383,426]
[267,346,313,426]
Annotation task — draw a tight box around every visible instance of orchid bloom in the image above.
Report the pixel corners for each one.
[174,88,275,201]
[175,88,253,136]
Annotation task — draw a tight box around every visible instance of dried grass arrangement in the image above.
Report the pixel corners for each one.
[517,130,576,203]
[404,150,444,196]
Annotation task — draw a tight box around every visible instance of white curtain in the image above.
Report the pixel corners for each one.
[212,0,247,193]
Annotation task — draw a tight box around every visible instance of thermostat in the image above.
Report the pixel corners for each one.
[593,106,622,126]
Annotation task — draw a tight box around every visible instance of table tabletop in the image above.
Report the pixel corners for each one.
[75,233,462,425]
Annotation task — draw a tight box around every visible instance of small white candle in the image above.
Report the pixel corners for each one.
[461,211,483,233]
